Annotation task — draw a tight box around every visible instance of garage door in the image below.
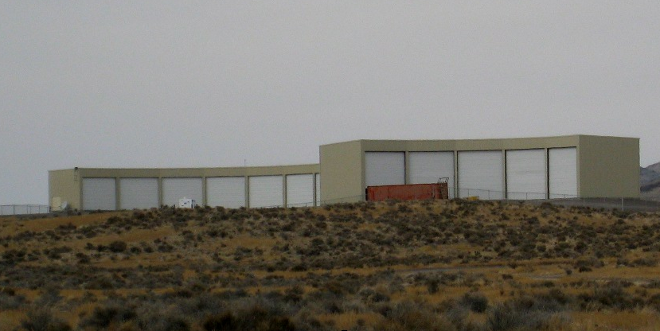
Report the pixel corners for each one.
[162,178,203,207]
[287,174,314,207]
[315,174,321,206]
[249,176,283,208]
[82,178,116,210]
[549,147,577,198]
[409,151,455,198]
[365,152,405,187]
[458,151,504,199]
[207,177,245,208]
[120,178,159,210]
[506,149,546,200]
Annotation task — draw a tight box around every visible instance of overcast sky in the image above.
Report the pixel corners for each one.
[2,1,659,205]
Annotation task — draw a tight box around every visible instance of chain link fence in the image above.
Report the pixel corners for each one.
[0,205,51,216]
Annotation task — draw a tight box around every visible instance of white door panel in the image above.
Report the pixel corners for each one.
[315,174,321,206]
[162,178,203,207]
[120,178,159,210]
[82,178,116,210]
[287,174,314,207]
[458,151,504,199]
[409,151,455,198]
[365,152,405,187]
[249,176,283,208]
[549,148,578,198]
[207,177,245,208]
[506,150,546,200]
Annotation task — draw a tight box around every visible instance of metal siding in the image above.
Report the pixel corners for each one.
[506,149,547,200]
[82,178,116,210]
[286,174,314,207]
[207,177,246,208]
[315,174,321,206]
[458,151,504,199]
[549,147,578,198]
[365,152,405,187]
[120,178,159,210]
[249,176,283,208]
[162,178,203,207]
[409,152,455,198]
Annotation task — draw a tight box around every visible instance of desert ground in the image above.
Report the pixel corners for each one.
[2,199,660,330]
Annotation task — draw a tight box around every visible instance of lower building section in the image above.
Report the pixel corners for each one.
[49,164,320,211]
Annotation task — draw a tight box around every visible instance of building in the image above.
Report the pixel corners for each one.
[49,135,639,211]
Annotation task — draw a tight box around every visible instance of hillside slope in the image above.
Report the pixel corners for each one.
[2,201,660,330]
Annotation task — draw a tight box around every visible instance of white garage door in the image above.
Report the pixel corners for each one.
[506,149,546,200]
[315,174,321,206]
[207,177,245,208]
[458,151,504,200]
[120,178,159,210]
[162,178,203,207]
[365,152,405,187]
[409,151,455,198]
[82,178,116,210]
[287,174,314,207]
[549,147,578,198]
[249,176,283,208]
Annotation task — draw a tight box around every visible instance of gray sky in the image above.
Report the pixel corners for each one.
[2,1,659,205]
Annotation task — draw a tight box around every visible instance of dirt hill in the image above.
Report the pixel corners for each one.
[2,201,660,330]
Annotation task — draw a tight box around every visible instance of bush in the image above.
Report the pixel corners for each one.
[460,292,488,313]
[81,304,137,328]
[20,308,71,331]
[109,241,128,253]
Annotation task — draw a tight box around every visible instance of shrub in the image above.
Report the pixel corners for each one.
[81,304,137,328]
[460,292,488,313]
[109,241,128,253]
[20,308,71,331]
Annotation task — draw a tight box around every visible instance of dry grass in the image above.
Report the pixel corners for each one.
[2,200,660,330]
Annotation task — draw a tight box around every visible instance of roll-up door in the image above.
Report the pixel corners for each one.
[162,178,203,207]
[249,176,283,208]
[506,149,546,200]
[82,178,116,210]
[207,177,245,208]
[409,151,455,198]
[549,147,577,198]
[458,151,504,199]
[120,178,159,210]
[315,174,321,206]
[287,174,314,207]
[365,152,405,187]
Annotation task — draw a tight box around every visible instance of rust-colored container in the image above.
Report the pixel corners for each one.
[366,183,449,201]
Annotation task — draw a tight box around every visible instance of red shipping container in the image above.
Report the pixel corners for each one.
[366,183,448,201]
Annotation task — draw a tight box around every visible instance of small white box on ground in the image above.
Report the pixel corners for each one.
[178,197,196,209]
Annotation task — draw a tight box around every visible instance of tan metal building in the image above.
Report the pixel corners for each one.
[49,135,639,210]
[49,164,320,211]
[319,135,640,203]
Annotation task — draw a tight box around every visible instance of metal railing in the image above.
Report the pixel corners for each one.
[0,205,51,216]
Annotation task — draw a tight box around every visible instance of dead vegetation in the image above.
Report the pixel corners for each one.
[2,199,660,330]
